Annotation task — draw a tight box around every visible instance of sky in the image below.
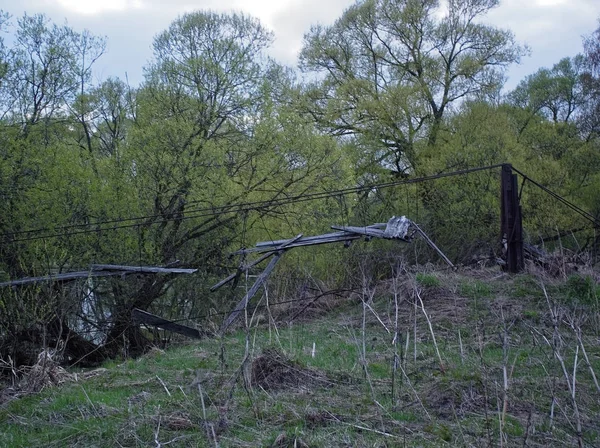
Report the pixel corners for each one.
[0,0,599,91]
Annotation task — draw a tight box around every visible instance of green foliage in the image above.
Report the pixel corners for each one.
[416,272,441,288]
[509,56,584,124]
[522,309,541,322]
[390,410,418,423]
[424,422,453,442]
[460,280,493,300]
[1,2,600,372]
[299,0,525,176]
[564,274,599,305]
[511,275,540,298]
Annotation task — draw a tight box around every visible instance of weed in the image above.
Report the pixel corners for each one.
[460,279,492,299]
[391,410,418,422]
[416,272,441,288]
[522,309,540,322]
[2,270,600,447]
[564,274,599,305]
[497,415,525,437]
[425,422,453,442]
[512,274,543,298]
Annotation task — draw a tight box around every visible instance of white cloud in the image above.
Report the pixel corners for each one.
[1,0,599,89]
[54,0,143,15]
[535,0,567,6]
[482,0,600,88]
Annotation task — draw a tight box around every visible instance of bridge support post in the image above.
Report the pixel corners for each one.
[501,164,524,273]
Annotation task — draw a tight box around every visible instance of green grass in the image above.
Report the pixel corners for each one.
[416,273,441,288]
[2,270,600,447]
[563,273,600,305]
[459,279,493,299]
[511,274,543,298]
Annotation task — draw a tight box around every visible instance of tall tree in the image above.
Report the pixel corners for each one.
[0,13,106,278]
[509,57,585,126]
[100,11,349,356]
[0,11,9,90]
[133,11,275,264]
[0,14,105,132]
[299,0,525,175]
[91,78,133,156]
[580,19,600,141]
[0,13,113,365]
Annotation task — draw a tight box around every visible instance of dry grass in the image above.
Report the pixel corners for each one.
[1,266,600,447]
[250,348,330,391]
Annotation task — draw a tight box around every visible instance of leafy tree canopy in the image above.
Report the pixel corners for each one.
[299,0,526,175]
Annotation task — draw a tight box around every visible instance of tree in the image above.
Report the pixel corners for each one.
[0,14,106,277]
[130,11,275,263]
[505,22,600,228]
[90,78,133,156]
[0,13,115,365]
[97,11,350,356]
[68,29,107,155]
[299,0,525,176]
[0,11,9,88]
[148,11,272,141]
[580,19,600,141]
[509,57,585,126]
[507,58,586,162]
[0,14,104,132]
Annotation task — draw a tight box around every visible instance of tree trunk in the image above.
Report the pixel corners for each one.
[103,276,171,357]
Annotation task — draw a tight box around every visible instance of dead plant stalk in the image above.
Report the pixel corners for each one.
[414,286,444,373]
[569,319,600,394]
[499,307,518,439]
[541,282,583,448]
[391,268,401,405]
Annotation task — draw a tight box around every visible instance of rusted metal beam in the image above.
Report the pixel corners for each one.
[220,251,284,334]
[233,232,362,255]
[211,234,303,292]
[132,308,203,340]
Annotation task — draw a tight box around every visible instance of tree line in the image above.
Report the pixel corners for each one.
[1,0,599,366]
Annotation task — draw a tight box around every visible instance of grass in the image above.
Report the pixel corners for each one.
[459,279,493,300]
[416,273,441,288]
[1,268,600,447]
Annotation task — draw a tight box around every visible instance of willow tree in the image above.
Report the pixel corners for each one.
[0,13,114,365]
[299,0,525,176]
[581,20,600,142]
[509,56,585,137]
[0,13,107,278]
[102,11,349,355]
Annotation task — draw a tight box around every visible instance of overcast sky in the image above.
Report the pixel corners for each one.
[1,0,599,91]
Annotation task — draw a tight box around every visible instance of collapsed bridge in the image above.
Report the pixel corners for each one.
[212,215,454,333]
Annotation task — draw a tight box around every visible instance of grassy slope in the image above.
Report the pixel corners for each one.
[1,269,600,447]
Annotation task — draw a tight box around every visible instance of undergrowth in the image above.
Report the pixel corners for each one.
[1,267,600,447]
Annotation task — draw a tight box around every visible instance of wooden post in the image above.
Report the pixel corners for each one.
[501,164,524,273]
